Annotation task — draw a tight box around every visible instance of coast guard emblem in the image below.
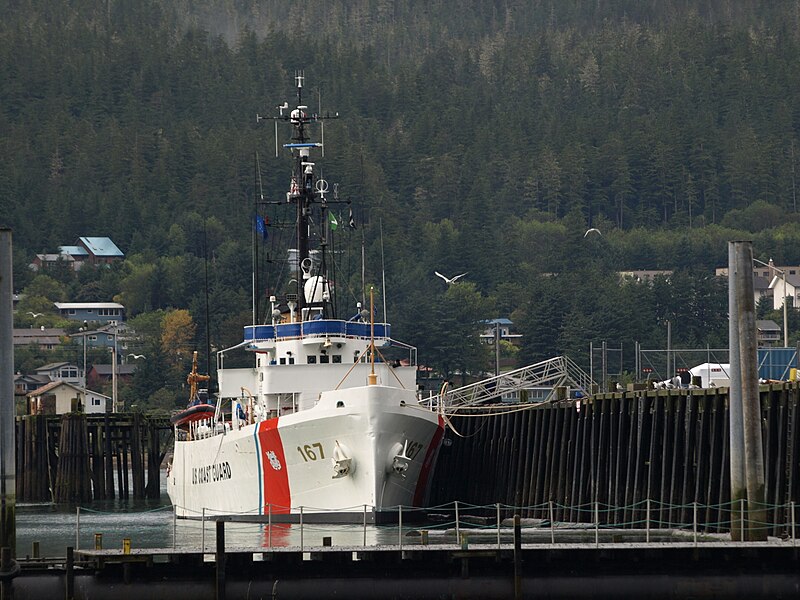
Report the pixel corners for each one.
[266,450,282,471]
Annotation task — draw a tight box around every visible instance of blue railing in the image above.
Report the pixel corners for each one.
[244,320,390,343]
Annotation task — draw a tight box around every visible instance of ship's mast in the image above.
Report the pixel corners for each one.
[292,71,311,301]
[259,71,339,318]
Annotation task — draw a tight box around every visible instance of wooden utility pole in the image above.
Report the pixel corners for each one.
[728,242,745,541]
[0,228,15,555]
[731,241,767,541]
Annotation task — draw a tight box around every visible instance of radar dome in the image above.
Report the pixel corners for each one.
[304,276,331,304]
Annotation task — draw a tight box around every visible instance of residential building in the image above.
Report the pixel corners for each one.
[768,274,800,310]
[14,373,50,395]
[12,327,66,350]
[26,381,110,415]
[87,363,137,389]
[30,253,76,272]
[54,302,125,325]
[34,362,84,387]
[756,320,782,346]
[30,236,124,272]
[618,270,673,283]
[716,259,800,309]
[480,318,523,345]
[72,324,124,350]
[65,237,124,267]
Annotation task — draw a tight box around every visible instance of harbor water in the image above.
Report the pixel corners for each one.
[16,503,406,558]
[15,472,400,557]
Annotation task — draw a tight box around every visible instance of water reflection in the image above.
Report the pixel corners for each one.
[16,500,408,557]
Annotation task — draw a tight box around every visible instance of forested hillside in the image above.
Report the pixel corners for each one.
[3,0,800,403]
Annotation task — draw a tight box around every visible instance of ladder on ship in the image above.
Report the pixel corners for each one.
[429,356,594,411]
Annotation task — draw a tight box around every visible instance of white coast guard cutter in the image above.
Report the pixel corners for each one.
[167,73,444,522]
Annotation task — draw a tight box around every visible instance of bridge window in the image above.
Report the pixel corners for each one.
[279,358,286,365]
[320,355,329,364]
[307,356,316,364]
[332,355,342,364]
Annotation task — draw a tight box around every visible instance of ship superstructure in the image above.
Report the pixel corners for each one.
[167,73,444,521]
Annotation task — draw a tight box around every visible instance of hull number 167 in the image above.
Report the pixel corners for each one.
[297,443,325,462]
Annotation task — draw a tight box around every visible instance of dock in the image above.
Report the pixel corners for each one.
[6,383,800,597]
[430,383,800,538]
[4,518,800,599]
[16,413,172,502]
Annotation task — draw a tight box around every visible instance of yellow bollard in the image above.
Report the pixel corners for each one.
[94,533,103,550]
[122,538,131,554]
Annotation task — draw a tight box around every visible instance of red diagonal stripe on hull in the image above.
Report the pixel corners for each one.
[258,418,291,514]
[413,416,445,506]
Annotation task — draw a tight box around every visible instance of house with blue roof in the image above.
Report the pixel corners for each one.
[32,237,124,272]
[74,237,124,265]
[480,318,522,344]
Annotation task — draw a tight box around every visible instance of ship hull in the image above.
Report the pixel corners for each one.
[167,385,444,522]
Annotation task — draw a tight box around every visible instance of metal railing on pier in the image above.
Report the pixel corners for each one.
[70,499,798,555]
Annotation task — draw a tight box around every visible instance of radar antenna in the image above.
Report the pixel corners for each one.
[257,72,340,316]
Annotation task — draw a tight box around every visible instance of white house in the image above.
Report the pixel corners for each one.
[716,259,800,309]
[26,381,110,415]
[768,274,800,311]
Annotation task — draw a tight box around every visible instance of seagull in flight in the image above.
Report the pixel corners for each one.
[128,353,146,360]
[584,228,602,237]
[27,311,44,318]
[435,271,468,285]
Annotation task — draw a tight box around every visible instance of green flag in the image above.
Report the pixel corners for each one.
[329,212,339,231]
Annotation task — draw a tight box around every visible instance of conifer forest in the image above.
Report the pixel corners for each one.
[3,0,800,408]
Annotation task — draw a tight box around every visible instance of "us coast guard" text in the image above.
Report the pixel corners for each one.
[192,461,232,484]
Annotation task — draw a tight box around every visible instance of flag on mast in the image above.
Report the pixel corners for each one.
[348,205,356,229]
[254,215,269,239]
[329,212,339,231]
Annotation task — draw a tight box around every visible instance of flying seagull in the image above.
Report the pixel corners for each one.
[435,271,468,285]
[584,228,602,237]
[128,353,146,360]
[27,311,44,318]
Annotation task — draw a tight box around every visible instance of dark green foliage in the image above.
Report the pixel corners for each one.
[5,0,800,383]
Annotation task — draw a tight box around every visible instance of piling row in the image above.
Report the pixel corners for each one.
[16,414,171,503]
[429,383,800,535]
[53,414,92,503]
[16,415,54,502]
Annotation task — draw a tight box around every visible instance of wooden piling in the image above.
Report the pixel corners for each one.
[145,420,161,499]
[16,414,171,503]
[430,383,800,539]
[104,413,114,499]
[131,413,145,498]
[53,414,92,503]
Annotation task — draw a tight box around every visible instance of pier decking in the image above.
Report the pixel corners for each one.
[5,519,800,599]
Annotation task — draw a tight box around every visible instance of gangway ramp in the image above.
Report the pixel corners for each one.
[430,356,594,412]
